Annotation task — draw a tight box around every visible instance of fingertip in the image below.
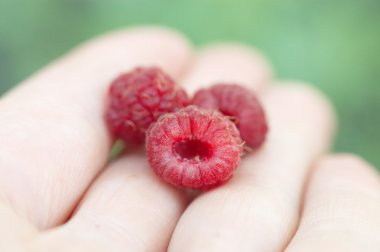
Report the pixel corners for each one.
[264,82,337,153]
[61,26,194,81]
[268,81,336,122]
[313,154,380,190]
[182,43,272,94]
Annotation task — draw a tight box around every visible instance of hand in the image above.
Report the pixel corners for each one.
[0,27,379,252]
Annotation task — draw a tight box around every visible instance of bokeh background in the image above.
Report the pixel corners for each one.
[0,0,379,168]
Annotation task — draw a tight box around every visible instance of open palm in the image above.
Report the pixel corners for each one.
[0,27,379,252]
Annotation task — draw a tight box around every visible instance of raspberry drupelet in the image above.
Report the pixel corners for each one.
[105,67,189,146]
[146,106,243,190]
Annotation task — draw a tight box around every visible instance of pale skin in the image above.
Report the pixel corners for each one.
[0,27,379,252]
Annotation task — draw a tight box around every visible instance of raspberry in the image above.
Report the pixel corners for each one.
[146,106,243,189]
[192,84,268,149]
[105,67,189,146]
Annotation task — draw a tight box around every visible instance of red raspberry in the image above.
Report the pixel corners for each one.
[105,67,189,146]
[146,106,243,190]
[192,84,268,149]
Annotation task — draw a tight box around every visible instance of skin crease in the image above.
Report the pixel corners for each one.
[0,27,379,251]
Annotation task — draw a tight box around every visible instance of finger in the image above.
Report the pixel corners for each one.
[169,83,336,252]
[181,44,272,94]
[0,26,193,229]
[286,155,380,252]
[43,155,188,252]
[54,44,272,251]
[0,203,38,252]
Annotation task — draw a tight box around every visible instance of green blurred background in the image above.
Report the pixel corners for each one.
[0,0,379,168]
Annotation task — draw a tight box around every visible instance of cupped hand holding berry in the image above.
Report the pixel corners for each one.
[0,27,379,252]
